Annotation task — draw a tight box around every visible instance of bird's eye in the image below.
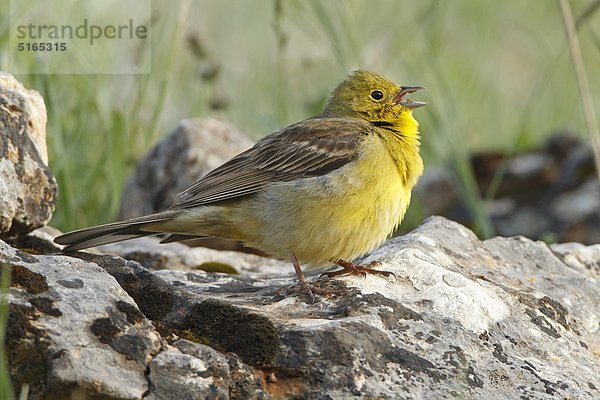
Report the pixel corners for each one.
[370,90,384,101]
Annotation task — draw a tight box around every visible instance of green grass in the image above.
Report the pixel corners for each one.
[0,0,598,235]
[0,266,13,400]
[560,0,600,177]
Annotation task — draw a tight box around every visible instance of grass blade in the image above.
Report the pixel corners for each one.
[559,0,600,181]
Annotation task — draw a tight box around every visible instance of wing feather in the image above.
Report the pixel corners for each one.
[170,118,373,209]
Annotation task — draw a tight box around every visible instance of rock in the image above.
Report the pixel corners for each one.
[0,73,48,164]
[147,217,600,399]
[2,239,162,399]
[492,205,552,239]
[147,345,229,400]
[119,118,253,220]
[4,238,269,399]
[6,216,600,399]
[551,179,600,243]
[413,166,459,216]
[550,242,600,273]
[473,151,559,202]
[0,72,57,237]
[147,340,266,400]
[98,236,289,278]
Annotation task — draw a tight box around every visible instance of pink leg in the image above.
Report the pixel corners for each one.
[287,253,333,301]
[320,259,395,279]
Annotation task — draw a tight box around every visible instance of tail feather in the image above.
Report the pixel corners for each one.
[54,212,179,251]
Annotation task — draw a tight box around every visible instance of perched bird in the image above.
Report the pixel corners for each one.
[55,70,425,295]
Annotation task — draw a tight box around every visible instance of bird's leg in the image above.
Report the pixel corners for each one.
[321,258,396,279]
[290,252,310,287]
[286,252,331,301]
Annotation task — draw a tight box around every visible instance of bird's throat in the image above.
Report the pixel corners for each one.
[372,110,420,140]
[375,112,423,187]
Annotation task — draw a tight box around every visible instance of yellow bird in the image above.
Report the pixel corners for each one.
[55,70,425,295]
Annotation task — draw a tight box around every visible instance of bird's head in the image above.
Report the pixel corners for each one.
[322,70,426,132]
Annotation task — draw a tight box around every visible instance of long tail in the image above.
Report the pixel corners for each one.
[54,211,181,251]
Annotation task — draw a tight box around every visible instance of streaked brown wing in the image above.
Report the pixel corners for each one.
[169,117,373,210]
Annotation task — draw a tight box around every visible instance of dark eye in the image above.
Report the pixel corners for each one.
[370,90,384,100]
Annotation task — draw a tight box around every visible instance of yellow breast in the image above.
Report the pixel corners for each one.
[237,133,419,269]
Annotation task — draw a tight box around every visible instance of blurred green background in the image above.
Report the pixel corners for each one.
[0,0,598,235]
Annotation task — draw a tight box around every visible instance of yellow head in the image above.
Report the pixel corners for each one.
[321,70,426,129]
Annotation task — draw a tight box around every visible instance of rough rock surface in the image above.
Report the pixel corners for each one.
[3,237,266,400]
[147,340,266,400]
[98,236,288,278]
[0,72,57,237]
[3,240,161,399]
[119,118,253,220]
[5,217,600,399]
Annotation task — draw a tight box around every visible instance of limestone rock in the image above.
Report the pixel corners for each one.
[2,240,161,399]
[98,236,288,278]
[147,217,600,399]
[5,236,267,399]
[550,241,600,273]
[6,216,600,399]
[147,340,266,400]
[0,72,57,237]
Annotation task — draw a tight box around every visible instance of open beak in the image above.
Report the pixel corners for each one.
[393,86,427,109]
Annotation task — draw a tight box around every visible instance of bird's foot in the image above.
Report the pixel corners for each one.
[285,252,344,303]
[320,259,396,279]
[285,281,337,303]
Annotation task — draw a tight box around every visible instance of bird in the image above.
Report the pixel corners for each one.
[55,70,426,296]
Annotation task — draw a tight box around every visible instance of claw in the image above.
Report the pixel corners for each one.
[286,281,333,303]
[283,255,394,303]
[286,252,341,302]
[321,259,396,280]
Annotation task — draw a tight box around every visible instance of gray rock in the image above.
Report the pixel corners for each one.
[99,236,289,278]
[551,179,600,221]
[3,239,162,399]
[147,340,266,400]
[6,216,600,399]
[551,242,600,273]
[119,118,253,219]
[492,205,552,238]
[146,345,230,400]
[5,242,268,400]
[506,152,553,178]
[551,179,600,243]
[118,118,255,253]
[150,217,600,399]
[0,73,57,237]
